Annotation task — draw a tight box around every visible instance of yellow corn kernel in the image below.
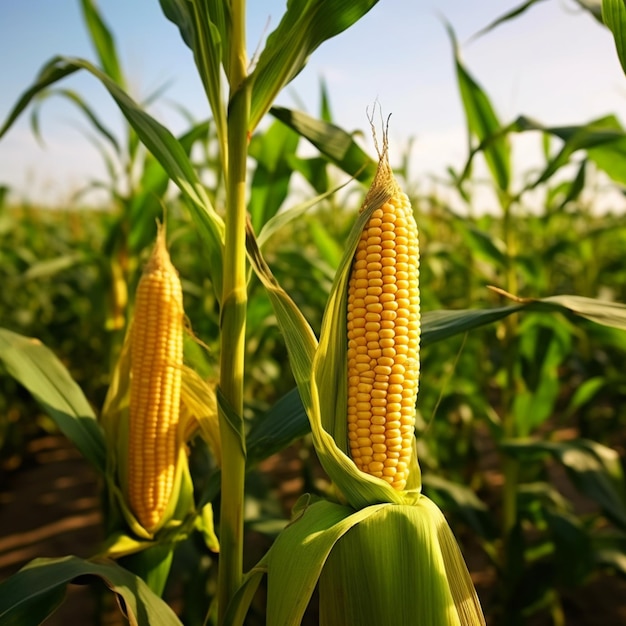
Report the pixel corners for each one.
[347,175,420,491]
[128,225,184,532]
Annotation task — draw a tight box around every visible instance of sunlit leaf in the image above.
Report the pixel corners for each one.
[270,106,377,182]
[248,0,380,130]
[0,328,106,473]
[79,0,125,85]
[514,115,626,188]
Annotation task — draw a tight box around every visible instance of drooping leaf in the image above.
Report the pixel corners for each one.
[421,292,626,346]
[515,115,626,188]
[0,556,183,626]
[0,55,225,298]
[271,106,377,182]
[0,328,106,473]
[423,474,497,540]
[30,88,120,153]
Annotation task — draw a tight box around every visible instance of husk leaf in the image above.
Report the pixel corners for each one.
[319,496,485,626]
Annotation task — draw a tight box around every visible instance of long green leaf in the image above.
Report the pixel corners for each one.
[0,556,183,626]
[79,0,125,85]
[515,115,626,187]
[228,288,626,477]
[257,177,352,249]
[271,106,377,182]
[246,387,310,467]
[0,328,106,473]
[603,0,626,76]
[448,24,511,193]
[470,0,548,40]
[422,292,626,345]
[245,220,318,413]
[249,0,380,130]
[0,55,225,298]
[30,88,120,153]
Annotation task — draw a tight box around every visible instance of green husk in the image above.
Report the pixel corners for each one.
[319,498,485,626]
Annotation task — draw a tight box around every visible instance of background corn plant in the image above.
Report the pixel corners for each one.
[1,0,626,624]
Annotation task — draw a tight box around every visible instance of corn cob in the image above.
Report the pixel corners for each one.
[128,225,184,532]
[347,162,420,491]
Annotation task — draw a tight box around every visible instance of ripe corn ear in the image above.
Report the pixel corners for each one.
[347,157,420,491]
[128,225,184,532]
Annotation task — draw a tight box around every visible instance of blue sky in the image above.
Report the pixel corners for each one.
[0,0,624,209]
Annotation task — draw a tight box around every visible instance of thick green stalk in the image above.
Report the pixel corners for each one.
[218,1,249,623]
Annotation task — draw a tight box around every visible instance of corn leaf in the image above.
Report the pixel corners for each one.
[263,498,388,626]
[224,567,266,626]
[0,328,106,473]
[22,253,89,281]
[246,387,310,467]
[79,0,125,86]
[30,87,120,153]
[0,55,225,299]
[319,499,484,626]
[245,220,318,413]
[423,474,497,540]
[448,24,511,193]
[545,509,594,586]
[0,556,183,626]
[603,0,626,76]
[592,532,626,577]
[256,177,352,249]
[502,439,626,529]
[159,0,228,161]
[470,0,549,40]
[422,293,626,345]
[575,0,604,24]
[514,114,626,187]
[119,543,175,598]
[248,0,379,131]
[271,106,377,181]
[248,119,300,232]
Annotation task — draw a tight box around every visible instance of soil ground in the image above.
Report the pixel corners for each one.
[1,433,626,625]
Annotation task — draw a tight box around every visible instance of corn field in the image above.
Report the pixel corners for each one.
[1,1,626,625]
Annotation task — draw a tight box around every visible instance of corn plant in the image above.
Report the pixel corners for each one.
[413,4,626,622]
[2,1,626,625]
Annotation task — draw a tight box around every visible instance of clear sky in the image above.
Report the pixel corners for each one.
[0,0,624,209]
